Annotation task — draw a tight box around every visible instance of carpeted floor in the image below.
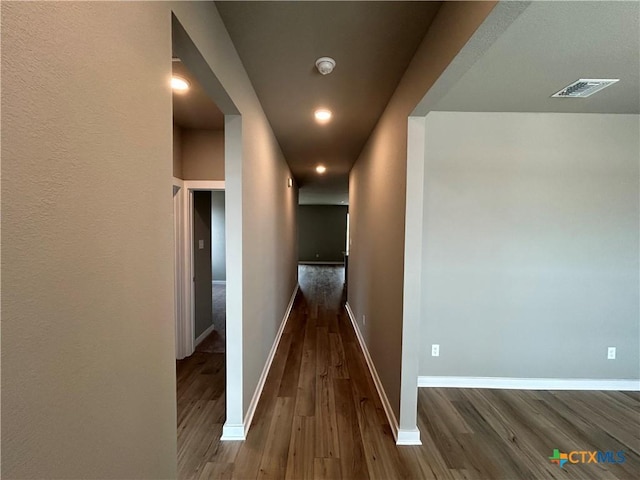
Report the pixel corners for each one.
[195,282,226,354]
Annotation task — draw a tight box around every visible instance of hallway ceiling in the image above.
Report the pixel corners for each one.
[211,1,639,203]
[216,1,441,205]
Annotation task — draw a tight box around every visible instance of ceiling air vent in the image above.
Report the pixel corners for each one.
[552,79,619,98]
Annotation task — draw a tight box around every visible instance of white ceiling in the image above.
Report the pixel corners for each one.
[434,1,640,114]
[216,1,442,205]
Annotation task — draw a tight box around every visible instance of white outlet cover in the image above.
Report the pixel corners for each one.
[432,344,440,357]
[607,347,616,360]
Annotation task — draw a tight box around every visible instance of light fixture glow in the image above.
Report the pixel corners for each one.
[316,165,327,174]
[314,109,332,123]
[171,76,190,91]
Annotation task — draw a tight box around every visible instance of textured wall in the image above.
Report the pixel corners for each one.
[348,1,497,420]
[181,128,225,180]
[173,123,183,178]
[2,0,298,477]
[1,2,176,478]
[420,112,640,380]
[298,205,348,263]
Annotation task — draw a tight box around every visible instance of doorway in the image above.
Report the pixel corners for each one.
[191,188,226,354]
[174,181,226,358]
[171,11,245,450]
[171,16,233,473]
[193,190,214,347]
[175,182,227,477]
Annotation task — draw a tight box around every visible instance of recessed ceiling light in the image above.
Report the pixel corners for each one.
[314,109,332,123]
[171,76,190,92]
[316,165,327,174]
[551,79,619,98]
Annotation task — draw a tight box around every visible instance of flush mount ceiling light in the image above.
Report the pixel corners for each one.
[315,57,336,75]
[316,165,327,174]
[171,76,190,92]
[314,109,332,123]
[552,79,619,98]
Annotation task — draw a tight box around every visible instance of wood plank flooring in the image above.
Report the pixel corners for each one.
[177,265,640,479]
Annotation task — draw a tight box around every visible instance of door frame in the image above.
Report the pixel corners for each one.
[172,11,245,440]
[174,179,225,359]
[173,178,188,359]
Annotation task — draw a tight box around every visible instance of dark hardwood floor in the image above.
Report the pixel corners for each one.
[176,265,640,479]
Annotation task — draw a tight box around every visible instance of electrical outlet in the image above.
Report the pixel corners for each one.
[362,314,366,326]
[432,344,440,357]
[607,347,616,360]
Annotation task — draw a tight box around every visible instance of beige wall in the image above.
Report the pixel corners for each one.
[420,112,640,380]
[173,123,183,178]
[348,1,496,420]
[172,125,225,181]
[1,1,297,478]
[181,128,225,180]
[239,100,299,416]
[2,2,176,478]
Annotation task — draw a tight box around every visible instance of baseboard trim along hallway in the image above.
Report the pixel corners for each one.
[418,376,640,391]
[344,302,406,444]
[238,283,300,439]
[195,324,216,347]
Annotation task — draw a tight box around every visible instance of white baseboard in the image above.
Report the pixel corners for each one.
[417,376,640,391]
[212,280,226,285]
[344,302,400,443]
[242,283,300,437]
[397,428,422,445]
[220,423,245,441]
[195,323,216,347]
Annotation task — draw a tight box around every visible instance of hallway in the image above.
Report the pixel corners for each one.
[177,265,410,479]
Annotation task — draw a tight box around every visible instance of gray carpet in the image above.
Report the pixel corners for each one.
[195,282,226,354]
[212,282,226,335]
